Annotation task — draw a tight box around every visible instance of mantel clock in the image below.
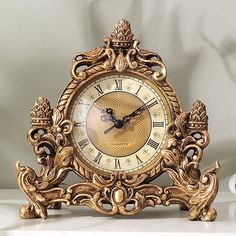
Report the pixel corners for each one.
[17,19,220,221]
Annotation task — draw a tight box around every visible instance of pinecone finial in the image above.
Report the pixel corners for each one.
[110,19,134,48]
[188,100,208,131]
[30,97,53,127]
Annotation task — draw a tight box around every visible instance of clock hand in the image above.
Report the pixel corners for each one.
[104,124,115,134]
[101,107,124,134]
[122,97,155,123]
[104,98,156,134]
[104,119,124,134]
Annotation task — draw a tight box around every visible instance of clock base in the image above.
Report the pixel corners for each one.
[17,163,219,221]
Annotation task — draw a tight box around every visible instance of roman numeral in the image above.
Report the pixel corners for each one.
[136,155,143,164]
[115,79,122,90]
[93,152,102,164]
[115,158,121,169]
[135,85,142,95]
[147,99,158,109]
[94,84,104,95]
[147,139,159,149]
[153,121,164,127]
[78,138,89,149]
[74,121,85,127]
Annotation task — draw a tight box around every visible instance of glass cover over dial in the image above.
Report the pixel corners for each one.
[69,73,171,174]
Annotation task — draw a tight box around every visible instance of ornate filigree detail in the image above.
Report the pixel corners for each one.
[68,19,168,78]
[161,101,219,221]
[17,99,75,219]
[67,173,166,216]
[16,168,166,218]
[27,98,73,167]
[63,20,179,116]
[17,99,219,221]
[17,19,219,222]
[16,146,74,219]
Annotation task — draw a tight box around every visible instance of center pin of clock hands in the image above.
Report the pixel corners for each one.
[101,108,124,134]
[103,97,155,134]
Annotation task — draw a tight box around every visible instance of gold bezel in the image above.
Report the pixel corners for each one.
[63,70,174,180]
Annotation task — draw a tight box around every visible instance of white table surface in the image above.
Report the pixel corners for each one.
[0,190,235,236]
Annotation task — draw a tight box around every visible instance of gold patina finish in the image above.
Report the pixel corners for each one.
[16,19,220,221]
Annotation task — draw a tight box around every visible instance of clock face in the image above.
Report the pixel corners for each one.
[69,73,172,174]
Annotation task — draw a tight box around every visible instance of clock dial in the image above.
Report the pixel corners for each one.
[69,74,171,174]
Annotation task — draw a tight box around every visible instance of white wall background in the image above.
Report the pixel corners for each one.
[0,0,235,191]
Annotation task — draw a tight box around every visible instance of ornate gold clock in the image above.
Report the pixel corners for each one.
[17,19,220,221]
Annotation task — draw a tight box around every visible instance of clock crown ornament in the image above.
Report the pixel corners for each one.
[16,19,220,222]
[110,19,134,48]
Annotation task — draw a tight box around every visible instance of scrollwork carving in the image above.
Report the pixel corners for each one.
[162,100,219,221]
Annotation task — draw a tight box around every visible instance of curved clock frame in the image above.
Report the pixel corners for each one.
[16,19,220,221]
[62,72,176,180]
[64,69,173,179]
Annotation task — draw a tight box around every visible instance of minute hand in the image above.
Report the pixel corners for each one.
[122,97,156,123]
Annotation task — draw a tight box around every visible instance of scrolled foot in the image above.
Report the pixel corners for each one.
[19,204,38,219]
[188,207,217,221]
[200,208,217,222]
[19,204,48,219]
